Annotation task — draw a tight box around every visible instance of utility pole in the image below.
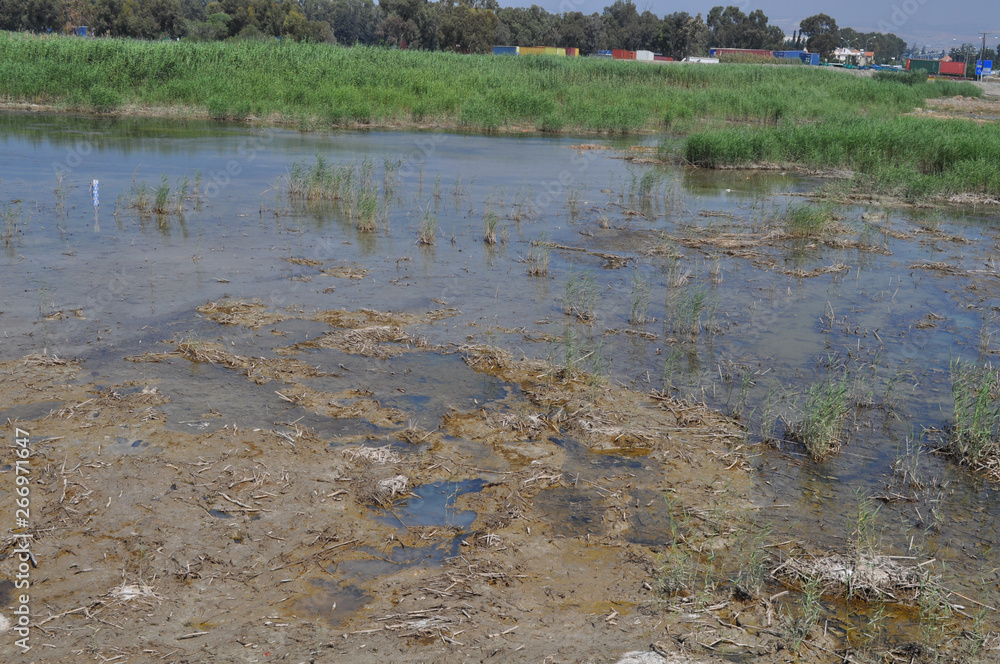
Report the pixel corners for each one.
[981,32,990,81]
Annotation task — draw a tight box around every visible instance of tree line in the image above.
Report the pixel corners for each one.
[0,0,909,61]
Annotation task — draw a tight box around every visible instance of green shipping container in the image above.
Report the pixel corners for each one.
[907,58,940,75]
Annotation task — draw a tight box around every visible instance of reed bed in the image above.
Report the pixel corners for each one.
[685,113,999,199]
[0,32,978,135]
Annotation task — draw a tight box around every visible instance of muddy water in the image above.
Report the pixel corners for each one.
[3,112,1000,630]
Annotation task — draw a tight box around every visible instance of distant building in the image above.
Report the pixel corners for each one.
[833,48,874,66]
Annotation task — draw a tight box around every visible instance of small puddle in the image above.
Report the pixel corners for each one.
[627,489,677,546]
[289,578,370,626]
[0,579,14,605]
[0,401,63,422]
[102,436,156,456]
[337,536,465,579]
[372,353,517,428]
[533,487,605,538]
[377,479,486,529]
[552,437,646,476]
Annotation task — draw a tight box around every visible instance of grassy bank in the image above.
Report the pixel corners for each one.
[0,31,991,199]
[685,114,1000,200]
[0,31,978,133]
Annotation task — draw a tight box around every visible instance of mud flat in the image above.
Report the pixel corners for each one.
[0,315,765,662]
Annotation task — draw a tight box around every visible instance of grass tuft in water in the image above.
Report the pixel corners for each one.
[2,203,24,247]
[483,208,499,245]
[417,210,436,245]
[785,203,835,238]
[628,272,651,327]
[564,269,598,322]
[798,371,851,460]
[153,175,171,214]
[948,360,1000,469]
[527,237,550,277]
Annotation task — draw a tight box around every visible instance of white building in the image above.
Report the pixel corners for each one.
[833,47,874,66]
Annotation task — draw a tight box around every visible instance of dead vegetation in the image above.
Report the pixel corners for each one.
[457,345,745,455]
[774,553,929,602]
[143,339,330,385]
[196,298,291,329]
[288,325,426,359]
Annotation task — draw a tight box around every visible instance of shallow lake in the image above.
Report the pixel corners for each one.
[2,112,1000,627]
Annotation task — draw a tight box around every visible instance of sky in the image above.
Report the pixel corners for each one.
[505,0,998,50]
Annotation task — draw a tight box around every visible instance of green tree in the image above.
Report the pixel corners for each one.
[799,13,838,61]
[659,11,708,59]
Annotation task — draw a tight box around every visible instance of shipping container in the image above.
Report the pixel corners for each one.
[710,48,774,58]
[774,50,820,65]
[653,55,673,62]
[906,58,941,75]
[566,47,579,57]
[612,49,636,60]
[938,60,966,76]
[492,46,519,56]
[636,50,654,62]
[597,50,613,57]
[520,46,548,56]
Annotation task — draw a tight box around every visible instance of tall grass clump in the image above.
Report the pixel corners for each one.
[949,360,1000,469]
[798,372,851,460]
[872,69,927,85]
[483,208,500,245]
[785,203,836,237]
[628,272,651,326]
[417,210,436,245]
[564,269,598,322]
[153,175,171,214]
[527,236,550,276]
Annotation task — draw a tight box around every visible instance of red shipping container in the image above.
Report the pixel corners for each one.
[939,60,967,76]
[612,49,636,60]
[653,55,674,62]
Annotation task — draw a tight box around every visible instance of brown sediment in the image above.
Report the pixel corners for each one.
[195,298,292,329]
[780,263,850,278]
[320,265,369,279]
[286,325,428,359]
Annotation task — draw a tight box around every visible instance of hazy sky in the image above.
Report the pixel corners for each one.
[505,0,998,49]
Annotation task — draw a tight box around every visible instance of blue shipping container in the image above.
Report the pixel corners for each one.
[492,46,519,56]
[75,26,88,36]
[774,50,819,65]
